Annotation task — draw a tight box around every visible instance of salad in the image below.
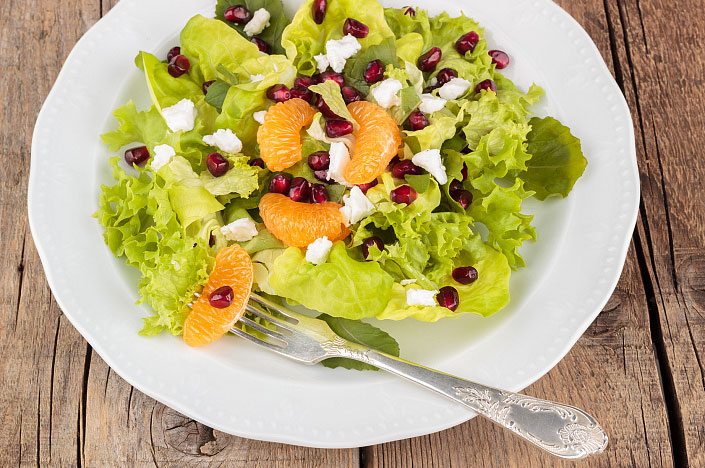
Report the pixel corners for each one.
[96,0,587,363]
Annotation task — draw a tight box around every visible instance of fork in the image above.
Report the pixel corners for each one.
[231,293,608,459]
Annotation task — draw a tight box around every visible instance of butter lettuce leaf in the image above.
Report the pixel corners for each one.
[215,0,290,55]
[136,52,202,110]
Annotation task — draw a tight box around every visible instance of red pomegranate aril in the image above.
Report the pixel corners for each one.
[248,158,265,168]
[449,179,463,196]
[289,177,311,202]
[475,79,497,94]
[250,37,271,54]
[436,286,459,311]
[209,285,234,308]
[267,84,291,102]
[364,60,385,84]
[269,173,292,193]
[166,46,181,62]
[488,49,510,69]
[356,179,378,194]
[391,160,424,179]
[290,87,314,103]
[452,266,478,285]
[308,151,331,171]
[315,95,340,118]
[343,18,369,38]
[124,146,150,166]
[310,184,330,203]
[314,170,332,184]
[455,31,479,55]
[206,152,230,177]
[390,185,418,204]
[408,111,429,131]
[341,86,364,104]
[316,70,345,88]
[461,146,471,154]
[455,190,473,209]
[202,80,215,95]
[461,165,468,180]
[417,47,442,73]
[312,0,327,24]
[294,76,317,88]
[224,5,251,24]
[325,119,354,138]
[436,67,458,86]
[362,236,384,260]
[168,55,191,77]
[404,7,416,16]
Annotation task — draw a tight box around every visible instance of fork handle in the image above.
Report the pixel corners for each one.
[355,349,607,459]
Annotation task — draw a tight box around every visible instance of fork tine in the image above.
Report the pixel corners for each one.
[246,302,295,331]
[239,316,286,342]
[249,293,300,323]
[229,326,286,350]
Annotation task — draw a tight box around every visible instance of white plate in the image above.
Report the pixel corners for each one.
[29,0,638,448]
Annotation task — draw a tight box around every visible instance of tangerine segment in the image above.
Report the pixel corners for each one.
[344,101,402,184]
[259,193,350,248]
[183,245,253,347]
[257,98,316,172]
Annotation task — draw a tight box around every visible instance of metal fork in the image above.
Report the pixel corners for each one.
[232,293,608,459]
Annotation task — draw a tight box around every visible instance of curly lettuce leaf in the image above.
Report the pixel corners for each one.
[100,101,168,152]
[199,153,259,198]
[215,0,290,55]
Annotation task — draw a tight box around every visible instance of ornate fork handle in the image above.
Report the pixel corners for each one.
[326,340,607,459]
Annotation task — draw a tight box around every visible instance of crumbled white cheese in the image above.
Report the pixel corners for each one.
[429,77,438,86]
[250,73,265,82]
[305,236,333,265]
[203,128,243,154]
[412,149,448,184]
[327,142,351,185]
[340,186,374,225]
[406,288,438,307]
[371,79,403,109]
[151,144,175,171]
[418,93,447,114]
[243,8,271,36]
[438,77,472,100]
[400,279,417,285]
[171,260,181,271]
[162,99,196,132]
[253,110,267,124]
[221,218,258,242]
[314,34,362,73]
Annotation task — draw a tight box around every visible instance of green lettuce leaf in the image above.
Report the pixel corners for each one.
[100,101,168,152]
[215,0,290,55]
[309,80,357,124]
[136,52,202,110]
[199,154,259,197]
[342,37,398,93]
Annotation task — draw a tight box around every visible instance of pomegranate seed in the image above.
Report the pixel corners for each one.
[308,151,330,171]
[312,0,327,24]
[325,119,354,138]
[489,49,510,69]
[224,5,251,24]
[343,18,369,38]
[391,160,424,179]
[407,111,429,131]
[449,179,463,196]
[423,84,440,94]
[452,266,478,285]
[417,47,442,73]
[316,70,345,87]
[436,286,459,311]
[436,68,458,85]
[455,190,473,209]
[314,95,340,118]
[461,146,471,154]
[124,146,150,166]
[250,37,271,54]
[356,179,378,194]
[364,59,385,84]
[455,31,479,55]
[206,152,229,177]
[310,184,330,203]
[294,76,316,88]
[461,165,468,180]
[248,158,265,168]
[341,86,364,104]
[166,46,181,62]
[390,185,418,204]
[475,79,497,93]
[314,170,332,183]
[168,55,190,77]
[290,87,314,103]
[269,173,291,193]
[267,84,291,102]
[289,177,311,202]
[362,236,384,260]
[202,80,215,95]
[403,7,416,16]
[209,285,234,308]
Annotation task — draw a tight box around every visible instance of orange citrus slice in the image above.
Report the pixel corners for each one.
[257,98,316,172]
[343,101,402,184]
[183,244,253,347]
[259,193,350,247]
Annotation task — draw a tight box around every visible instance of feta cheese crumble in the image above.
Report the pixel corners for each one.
[327,142,351,185]
[162,99,196,133]
[340,186,374,225]
[438,78,472,100]
[305,236,333,265]
[221,218,258,242]
[412,149,448,184]
[151,144,175,171]
[203,128,243,154]
[243,8,271,37]
[314,34,362,73]
[406,288,438,307]
[418,93,447,114]
[371,79,403,109]
[253,110,267,124]
[250,73,265,83]
[400,279,417,285]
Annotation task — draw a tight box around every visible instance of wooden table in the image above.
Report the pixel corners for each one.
[2,0,701,466]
